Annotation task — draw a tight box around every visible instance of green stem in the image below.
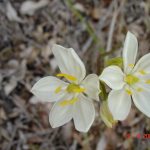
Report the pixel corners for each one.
[65,0,99,43]
[99,81,108,101]
[100,49,117,57]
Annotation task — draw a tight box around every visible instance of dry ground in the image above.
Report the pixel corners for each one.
[0,0,150,150]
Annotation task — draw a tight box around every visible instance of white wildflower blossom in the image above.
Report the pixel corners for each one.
[31,44,100,132]
[100,31,150,120]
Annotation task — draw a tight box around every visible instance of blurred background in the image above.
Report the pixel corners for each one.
[0,0,150,149]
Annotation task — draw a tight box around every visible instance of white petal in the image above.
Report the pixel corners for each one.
[52,44,86,83]
[99,66,125,90]
[108,89,131,120]
[49,101,73,128]
[133,53,150,74]
[73,94,95,132]
[132,89,150,117]
[81,74,100,101]
[31,76,68,102]
[123,31,138,74]
[132,78,150,92]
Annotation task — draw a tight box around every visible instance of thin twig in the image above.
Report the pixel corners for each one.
[106,0,118,52]
[106,0,125,58]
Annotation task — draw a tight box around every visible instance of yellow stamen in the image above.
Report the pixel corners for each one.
[146,79,150,84]
[139,70,146,75]
[56,73,77,81]
[66,83,85,93]
[125,89,132,95]
[55,86,62,94]
[136,87,143,92]
[59,97,78,106]
[124,74,139,85]
[128,64,134,68]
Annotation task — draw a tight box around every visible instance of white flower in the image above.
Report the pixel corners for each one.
[31,44,100,132]
[99,31,150,120]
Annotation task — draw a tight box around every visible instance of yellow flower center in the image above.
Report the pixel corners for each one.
[56,83,85,107]
[124,74,139,85]
[54,83,85,107]
[55,73,85,106]
[66,83,85,93]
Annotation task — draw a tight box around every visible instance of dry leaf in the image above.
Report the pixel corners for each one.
[0,108,7,121]
[41,41,53,59]
[0,74,2,83]
[29,96,41,104]
[15,59,27,81]
[28,135,44,144]
[20,0,49,16]
[13,95,26,110]
[91,8,100,21]
[96,135,107,150]
[20,46,33,59]
[4,59,19,76]
[1,128,10,141]
[4,76,17,95]
[6,2,24,23]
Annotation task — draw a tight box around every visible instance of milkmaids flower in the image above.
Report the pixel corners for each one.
[31,44,100,132]
[99,31,150,120]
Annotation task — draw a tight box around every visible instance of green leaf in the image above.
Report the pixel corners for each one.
[105,57,123,68]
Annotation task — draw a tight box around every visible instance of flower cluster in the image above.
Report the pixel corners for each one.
[31,31,150,132]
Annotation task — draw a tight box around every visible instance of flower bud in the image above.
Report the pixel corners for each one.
[100,101,117,128]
